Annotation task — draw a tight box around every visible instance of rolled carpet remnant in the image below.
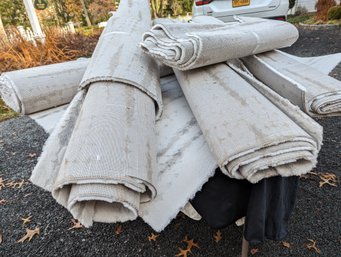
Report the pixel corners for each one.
[242,50,341,117]
[23,50,340,130]
[140,16,298,70]
[31,0,161,227]
[280,52,341,75]
[6,50,333,129]
[174,62,323,183]
[139,75,217,231]
[31,74,217,231]
[29,104,68,134]
[0,58,88,114]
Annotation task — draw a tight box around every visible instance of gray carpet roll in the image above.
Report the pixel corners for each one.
[242,50,341,117]
[174,62,322,183]
[0,59,88,114]
[31,0,161,227]
[140,16,298,71]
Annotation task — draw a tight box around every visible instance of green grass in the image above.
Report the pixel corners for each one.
[0,98,18,122]
[288,13,341,25]
[287,14,315,24]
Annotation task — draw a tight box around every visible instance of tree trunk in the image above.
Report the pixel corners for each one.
[79,0,92,26]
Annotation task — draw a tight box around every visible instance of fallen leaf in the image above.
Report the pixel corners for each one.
[148,233,159,242]
[28,153,37,159]
[6,179,25,189]
[68,219,84,230]
[0,199,7,205]
[0,177,6,190]
[307,171,318,176]
[183,236,199,251]
[21,216,32,225]
[319,172,338,188]
[0,232,3,244]
[214,230,222,243]
[250,248,259,255]
[16,228,40,243]
[24,193,33,198]
[175,247,191,257]
[282,241,291,248]
[306,239,321,254]
[114,225,123,235]
[303,171,338,188]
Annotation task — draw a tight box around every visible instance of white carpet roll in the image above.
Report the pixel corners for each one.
[31,0,161,227]
[141,17,298,71]
[0,59,88,114]
[242,50,341,117]
[52,82,157,224]
[174,63,322,183]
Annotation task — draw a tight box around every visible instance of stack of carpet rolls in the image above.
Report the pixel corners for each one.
[1,0,341,243]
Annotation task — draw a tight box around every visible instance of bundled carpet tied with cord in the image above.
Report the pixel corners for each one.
[30,0,162,227]
[140,16,298,70]
[0,59,88,114]
[242,50,341,117]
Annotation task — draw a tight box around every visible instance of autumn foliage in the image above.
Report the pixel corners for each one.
[315,0,337,21]
[0,28,100,73]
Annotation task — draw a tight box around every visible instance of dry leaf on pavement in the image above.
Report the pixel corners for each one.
[0,199,7,205]
[306,239,321,254]
[319,172,338,188]
[0,232,3,244]
[21,216,32,225]
[182,235,199,253]
[28,153,37,159]
[68,219,84,230]
[302,171,338,188]
[24,193,33,198]
[214,230,222,243]
[16,228,40,243]
[250,248,259,255]
[0,177,6,190]
[114,225,123,235]
[6,179,25,189]
[148,233,159,242]
[175,247,191,257]
[282,241,291,248]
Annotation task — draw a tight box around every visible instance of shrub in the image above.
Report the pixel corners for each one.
[328,6,341,20]
[315,0,336,21]
[0,28,100,72]
[287,13,313,24]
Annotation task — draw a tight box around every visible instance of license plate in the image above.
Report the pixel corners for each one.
[232,0,250,7]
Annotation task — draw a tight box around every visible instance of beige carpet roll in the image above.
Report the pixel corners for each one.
[174,63,322,183]
[140,16,298,71]
[242,50,341,117]
[140,75,217,231]
[31,0,161,227]
[0,59,88,114]
[53,81,157,223]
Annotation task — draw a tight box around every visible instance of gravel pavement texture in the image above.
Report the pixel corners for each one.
[0,25,340,257]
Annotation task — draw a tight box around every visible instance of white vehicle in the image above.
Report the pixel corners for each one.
[192,0,289,22]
